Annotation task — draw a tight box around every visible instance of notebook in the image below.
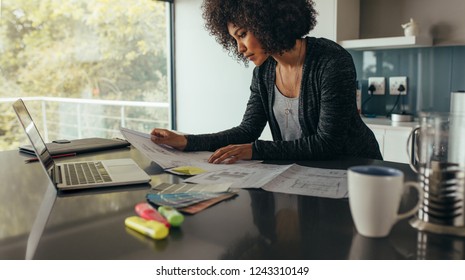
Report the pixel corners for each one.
[19,137,131,156]
[13,99,151,191]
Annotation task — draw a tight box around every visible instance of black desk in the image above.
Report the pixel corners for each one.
[0,148,464,260]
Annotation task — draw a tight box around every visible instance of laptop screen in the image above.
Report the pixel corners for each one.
[13,99,55,177]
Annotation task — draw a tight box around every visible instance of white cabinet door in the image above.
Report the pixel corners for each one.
[367,123,415,164]
[383,129,412,164]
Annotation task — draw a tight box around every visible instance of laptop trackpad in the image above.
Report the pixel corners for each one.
[105,159,150,181]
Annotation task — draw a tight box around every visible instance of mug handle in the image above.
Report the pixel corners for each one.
[397,181,424,221]
[406,126,420,173]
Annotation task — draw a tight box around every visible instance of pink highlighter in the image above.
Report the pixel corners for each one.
[135,202,171,228]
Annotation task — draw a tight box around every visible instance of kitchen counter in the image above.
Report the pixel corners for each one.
[361,116,418,163]
[362,116,418,129]
[3,148,463,260]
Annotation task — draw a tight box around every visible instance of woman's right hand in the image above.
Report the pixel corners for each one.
[150,128,187,151]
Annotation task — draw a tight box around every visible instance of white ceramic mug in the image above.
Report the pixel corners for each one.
[348,165,424,238]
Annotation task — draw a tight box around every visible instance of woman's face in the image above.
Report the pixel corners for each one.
[227,23,269,66]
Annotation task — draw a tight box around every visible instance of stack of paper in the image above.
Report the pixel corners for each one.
[146,182,238,214]
[121,128,348,199]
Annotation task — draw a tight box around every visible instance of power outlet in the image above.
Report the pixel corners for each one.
[368,77,385,95]
[389,76,407,95]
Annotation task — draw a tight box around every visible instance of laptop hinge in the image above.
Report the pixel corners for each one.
[52,166,63,184]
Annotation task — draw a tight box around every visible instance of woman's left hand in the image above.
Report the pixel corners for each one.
[208,144,253,164]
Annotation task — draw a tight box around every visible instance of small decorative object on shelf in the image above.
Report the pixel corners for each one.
[401,18,419,37]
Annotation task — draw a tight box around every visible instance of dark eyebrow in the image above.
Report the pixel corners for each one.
[233,27,242,36]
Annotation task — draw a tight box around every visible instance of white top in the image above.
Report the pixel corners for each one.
[273,85,302,141]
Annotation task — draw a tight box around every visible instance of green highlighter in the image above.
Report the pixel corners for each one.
[158,206,184,227]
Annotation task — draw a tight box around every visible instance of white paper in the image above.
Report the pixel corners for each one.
[262,164,348,198]
[120,128,348,199]
[120,127,259,172]
[184,163,293,189]
[187,163,347,198]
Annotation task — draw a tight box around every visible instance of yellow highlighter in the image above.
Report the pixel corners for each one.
[124,216,169,240]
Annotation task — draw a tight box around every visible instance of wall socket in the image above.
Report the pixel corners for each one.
[368,77,385,95]
[389,76,407,95]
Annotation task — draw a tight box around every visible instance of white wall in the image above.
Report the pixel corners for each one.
[174,0,271,139]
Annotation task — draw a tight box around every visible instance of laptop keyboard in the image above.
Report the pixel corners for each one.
[63,162,112,185]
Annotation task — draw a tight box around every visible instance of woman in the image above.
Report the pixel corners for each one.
[151,0,382,164]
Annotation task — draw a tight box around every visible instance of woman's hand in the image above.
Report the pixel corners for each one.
[208,144,252,164]
[150,128,187,151]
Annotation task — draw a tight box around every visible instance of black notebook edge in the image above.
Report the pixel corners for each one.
[19,137,131,156]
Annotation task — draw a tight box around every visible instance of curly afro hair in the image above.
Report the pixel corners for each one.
[202,0,317,64]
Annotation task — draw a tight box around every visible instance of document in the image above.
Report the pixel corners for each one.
[184,163,293,189]
[186,163,348,198]
[120,127,259,172]
[120,127,209,169]
[121,128,348,199]
[262,164,348,199]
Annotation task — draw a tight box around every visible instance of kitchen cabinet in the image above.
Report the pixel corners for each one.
[311,0,429,50]
[364,118,417,164]
[313,0,464,50]
[357,0,465,48]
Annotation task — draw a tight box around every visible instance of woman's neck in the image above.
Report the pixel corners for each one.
[274,39,306,98]
[273,39,306,69]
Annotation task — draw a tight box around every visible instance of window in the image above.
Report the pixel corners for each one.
[0,0,173,151]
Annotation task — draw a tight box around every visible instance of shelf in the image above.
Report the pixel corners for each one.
[339,35,433,50]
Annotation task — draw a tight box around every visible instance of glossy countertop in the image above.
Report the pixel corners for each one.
[0,148,464,260]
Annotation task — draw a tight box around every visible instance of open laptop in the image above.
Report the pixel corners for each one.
[13,99,151,191]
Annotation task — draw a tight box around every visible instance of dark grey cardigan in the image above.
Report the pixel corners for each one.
[185,37,382,160]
